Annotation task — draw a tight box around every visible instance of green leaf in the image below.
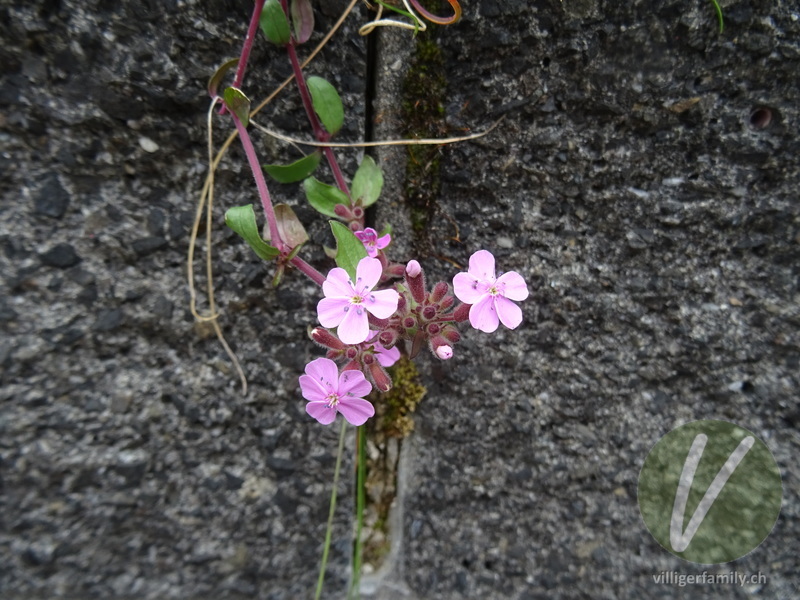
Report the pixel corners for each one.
[274,203,309,248]
[264,151,322,183]
[303,176,349,218]
[223,87,250,127]
[330,221,367,280]
[208,58,239,98]
[260,0,291,45]
[351,155,383,207]
[306,76,344,135]
[224,204,280,261]
[291,0,314,44]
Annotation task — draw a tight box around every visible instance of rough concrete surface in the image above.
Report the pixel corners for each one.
[1,1,799,599]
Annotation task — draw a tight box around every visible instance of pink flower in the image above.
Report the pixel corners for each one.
[299,357,375,425]
[452,250,529,333]
[317,257,400,344]
[354,228,391,258]
[366,331,401,367]
[435,345,453,360]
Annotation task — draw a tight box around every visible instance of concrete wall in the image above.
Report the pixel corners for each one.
[1,1,798,598]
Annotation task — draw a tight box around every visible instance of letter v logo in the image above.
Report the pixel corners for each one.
[638,420,782,564]
[668,433,754,552]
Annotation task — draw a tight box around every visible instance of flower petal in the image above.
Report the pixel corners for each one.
[469,294,500,333]
[317,297,349,329]
[338,369,372,398]
[304,357,339,386]
[299,374,329,403]
[336,397,375,426]
[364,288,399,319]
[468,250,496,280]
[306,401,338,425]
[496,295,523,329]
[354,228,376,243]
[336,303,370,344]
[497,271,529,301]
[354,257,383,291]
[322,267,355,298]
[376,233,391,249]
[375,344,401,367]
[453,272,485,304]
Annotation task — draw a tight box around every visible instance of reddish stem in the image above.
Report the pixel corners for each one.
[220,0,266,116]
[234,0,267,88]
[230,112,285,251]
[290,256,326,286]
[285,41,351,197]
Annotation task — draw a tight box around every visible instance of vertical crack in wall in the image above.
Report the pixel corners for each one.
[357,16,442,598]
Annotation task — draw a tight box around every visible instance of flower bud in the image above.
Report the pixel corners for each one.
[430,335,453,359]
[346,347,358,360]
[368,314,390,329]
[431,281,449,303]
[342,359,360,371]
[441,325,461,344]
[406,268,426,304]
[334,204,351,218]
[403,316,417,330]
[369,362,393,392]
[396,294,407,312]
[379,329,397,348]
[426,323,441,335]
[362,353,375,366]
[435,345,453,360]
[439,295,455,310]
[311,327,345,350]
[422,305,437,321]
[454,303,471,323]
[405,260,421,278]
[386,263,407,278]
[353,206,364,219]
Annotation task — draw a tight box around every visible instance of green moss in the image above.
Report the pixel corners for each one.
[401,32,448,249]
[381,356,427,437]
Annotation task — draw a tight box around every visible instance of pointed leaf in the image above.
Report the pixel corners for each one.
[304,176,349,218]
[306,76,344,135]
[260,0,291,45]
[351,155,383,207]
[263,150,322,183]
[274,203,309,248]
[225,204,280,260]
[330,221,367,280]
[223,87,250,127]
[272,264,285,287]
[208,58,239,98]
[291,0,315,44]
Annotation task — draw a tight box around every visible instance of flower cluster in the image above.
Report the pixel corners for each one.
[300,246,529,425]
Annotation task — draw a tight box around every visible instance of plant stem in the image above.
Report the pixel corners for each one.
[235,0,266,87]
[230,112,284,251]
[349,425,367,599]
[285,42,351,197]
[315,420,348,600]
[290,255,326,286]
